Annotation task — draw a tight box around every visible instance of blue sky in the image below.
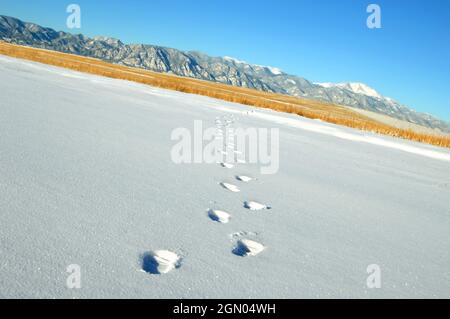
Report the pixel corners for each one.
[2,0,450,121]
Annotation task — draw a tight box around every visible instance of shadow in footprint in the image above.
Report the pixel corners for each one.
[141,253,160,274]
[232,244,249,257]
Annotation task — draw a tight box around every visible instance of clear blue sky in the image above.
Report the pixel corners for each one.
[2,0,450,121]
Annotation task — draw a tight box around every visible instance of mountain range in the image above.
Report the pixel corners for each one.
[1,15,449,133]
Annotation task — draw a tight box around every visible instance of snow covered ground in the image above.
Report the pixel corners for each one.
[0,54,449,298]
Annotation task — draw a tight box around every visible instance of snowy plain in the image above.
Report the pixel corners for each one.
[0,54,449,298]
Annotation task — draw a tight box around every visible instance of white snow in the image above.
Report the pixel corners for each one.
[267,66,283,75]
[1,54,450,298]
[222,56,283,75]
[223,56,247,64]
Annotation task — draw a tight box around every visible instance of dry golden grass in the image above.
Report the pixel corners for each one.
[1,41,449,148]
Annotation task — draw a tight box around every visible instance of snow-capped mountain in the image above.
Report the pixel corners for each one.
[317,82,383,99]
[1,15,449,133]
[223,56,284,75]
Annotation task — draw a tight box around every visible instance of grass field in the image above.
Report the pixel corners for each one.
[1,41,449,148]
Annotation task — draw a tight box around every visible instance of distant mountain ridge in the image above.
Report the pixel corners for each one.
[1,15,449,133]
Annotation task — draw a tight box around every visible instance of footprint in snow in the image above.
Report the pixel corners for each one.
[141,250,181,274]
[220,182,240,192]
[220,162,234,169]
[236,175,253,182]
[208,209,231,223]
[244,201,271,210]
[233,239,265,257]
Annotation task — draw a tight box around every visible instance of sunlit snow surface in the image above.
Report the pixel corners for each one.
[0,55,449,298]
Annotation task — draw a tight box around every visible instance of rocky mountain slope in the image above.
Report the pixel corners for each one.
[1,15,448,133]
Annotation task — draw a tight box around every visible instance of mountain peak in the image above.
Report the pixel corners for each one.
[223,56,247,64]
[223,56,283,75]
[92,36,123,46]
[316,82,382,99]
